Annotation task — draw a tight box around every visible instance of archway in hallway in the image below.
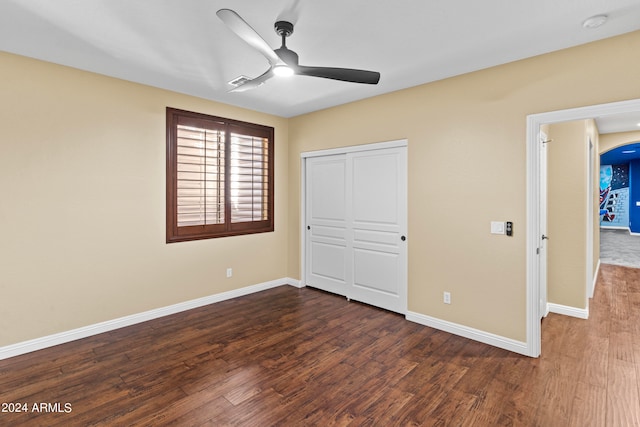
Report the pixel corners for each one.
[599,140,640,268]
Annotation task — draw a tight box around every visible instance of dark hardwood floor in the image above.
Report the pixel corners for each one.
[1,264,639,426]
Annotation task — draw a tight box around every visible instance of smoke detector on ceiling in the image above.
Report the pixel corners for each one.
[582,14,608,29]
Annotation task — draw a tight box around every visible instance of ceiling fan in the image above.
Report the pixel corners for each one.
[216,8,381,92]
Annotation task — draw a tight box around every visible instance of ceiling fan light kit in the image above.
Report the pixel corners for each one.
[217,8,380,91]
[273,64,294,77]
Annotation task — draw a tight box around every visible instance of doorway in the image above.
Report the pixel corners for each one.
[526,98,640,357]
[599,141,640,269]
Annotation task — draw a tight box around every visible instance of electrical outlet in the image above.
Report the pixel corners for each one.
[443,291,451,304]
[226,268,233,278]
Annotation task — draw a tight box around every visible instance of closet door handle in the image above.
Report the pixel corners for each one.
[401,235,406,241]
[307,226,311,230]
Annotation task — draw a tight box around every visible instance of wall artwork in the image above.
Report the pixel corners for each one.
[600,164,629,228]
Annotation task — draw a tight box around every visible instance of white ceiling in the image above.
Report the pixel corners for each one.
[2,0,640,131]
[596,111,640,134]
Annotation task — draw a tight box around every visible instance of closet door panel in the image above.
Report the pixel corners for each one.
[305,155,348,296]
[347,147,407,313]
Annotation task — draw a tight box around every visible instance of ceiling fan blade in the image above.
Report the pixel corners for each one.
[296,66,380,84]
[229,68,275,92]
[276,0,302,26]
[216,9,283,67]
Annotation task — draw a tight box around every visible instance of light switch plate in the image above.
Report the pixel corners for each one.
[491,221,505,235]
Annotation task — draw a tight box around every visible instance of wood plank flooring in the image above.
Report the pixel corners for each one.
[1,263,639,426]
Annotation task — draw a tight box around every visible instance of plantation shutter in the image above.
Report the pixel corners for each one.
[230,131,269,223]
[176,123,225,227]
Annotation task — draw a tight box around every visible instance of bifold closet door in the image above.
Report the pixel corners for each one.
[305,146,407,314]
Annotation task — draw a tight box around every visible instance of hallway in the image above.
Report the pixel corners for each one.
[600,229,640,269]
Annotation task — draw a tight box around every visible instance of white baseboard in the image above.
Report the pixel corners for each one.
[405,311,529,356]
[547,303,589,319]
[286,277,304,288]
[0,277,301,360]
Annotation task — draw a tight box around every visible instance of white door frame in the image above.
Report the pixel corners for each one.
[300,139,408,307]
[586,136,595,300]
[526,98,640,357]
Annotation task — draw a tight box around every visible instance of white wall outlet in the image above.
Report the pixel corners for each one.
[443,291,451,304]
[226,268,233,278]
[491,221,506,235]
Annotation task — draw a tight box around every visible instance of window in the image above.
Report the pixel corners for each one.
[166,108,274,242]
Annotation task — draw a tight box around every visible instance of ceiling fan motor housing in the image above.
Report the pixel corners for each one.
[274,21,298,65]
[275,47,299,66]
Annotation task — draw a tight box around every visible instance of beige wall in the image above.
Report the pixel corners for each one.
[0,52,289,346]
[600,130,640,154]
[289,31,640,341]
[3,30,640,349]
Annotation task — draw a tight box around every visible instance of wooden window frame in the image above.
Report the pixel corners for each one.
[166,107,274,243]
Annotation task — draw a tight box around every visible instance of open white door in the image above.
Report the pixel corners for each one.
[587,137,595,299]
[539,132,549,319]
